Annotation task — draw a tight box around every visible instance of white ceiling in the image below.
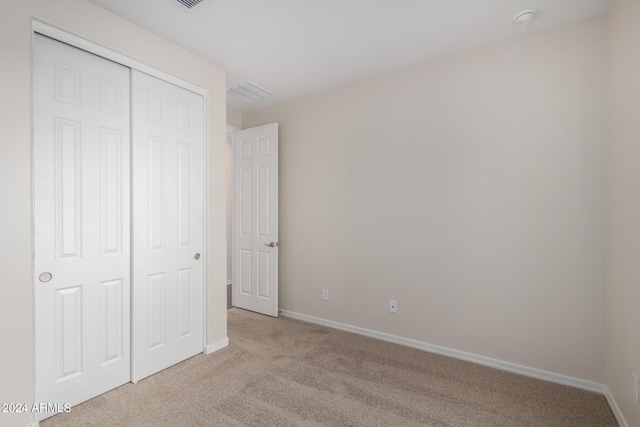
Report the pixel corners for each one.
[88,0,610,113]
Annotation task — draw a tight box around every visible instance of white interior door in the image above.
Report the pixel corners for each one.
[131,70,205,382]
[233,123,279,317]
[34,34,131,417]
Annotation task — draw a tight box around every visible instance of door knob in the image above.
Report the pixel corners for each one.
[194,253,201,260]
[39,272,52,283]
[264,242,277,248]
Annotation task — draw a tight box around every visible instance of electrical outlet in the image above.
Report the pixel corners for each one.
[389,300,397,313]
[321,289,329,301]
[633,373,639,404]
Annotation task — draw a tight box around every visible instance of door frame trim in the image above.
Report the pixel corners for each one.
[32,21,210,388]
[226,125,239,308]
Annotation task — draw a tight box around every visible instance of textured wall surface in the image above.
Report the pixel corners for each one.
[244,17,608,384]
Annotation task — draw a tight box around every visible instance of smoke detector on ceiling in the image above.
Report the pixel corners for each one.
[175,0,203,9]
[514,9,537,27]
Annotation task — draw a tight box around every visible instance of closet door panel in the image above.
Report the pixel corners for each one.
[131,70,204,382]
[34,34,131,419]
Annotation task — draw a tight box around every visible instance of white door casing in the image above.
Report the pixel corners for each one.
[34,34,131,417]
[233,123,279,317]
[131,70,205,382]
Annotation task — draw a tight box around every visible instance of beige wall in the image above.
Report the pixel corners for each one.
[244,18,608,383]
[227,108,243,129]
[0,1,226,426]
[605,0,640,424]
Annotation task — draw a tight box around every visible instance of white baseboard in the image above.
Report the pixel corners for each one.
[279,310,605,395]
[204,337,229,355]
[605,386,629,427]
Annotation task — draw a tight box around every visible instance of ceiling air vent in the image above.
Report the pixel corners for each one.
[227,81,273,103]
[176,0,203,9]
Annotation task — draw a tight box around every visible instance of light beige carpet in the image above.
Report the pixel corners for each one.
[43,308,617,426]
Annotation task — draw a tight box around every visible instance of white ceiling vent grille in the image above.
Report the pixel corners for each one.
[227,81,273,103]
[176,0,203,9]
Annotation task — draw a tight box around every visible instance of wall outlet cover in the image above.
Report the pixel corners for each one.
[389,300,398,313]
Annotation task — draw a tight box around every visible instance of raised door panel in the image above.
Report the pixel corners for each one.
[100,128,124,255]
[55,286,83,382]
[55,118,83,258]
[178,143,192,247]
[101,279,125,366]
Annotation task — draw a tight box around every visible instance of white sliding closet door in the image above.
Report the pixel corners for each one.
[35,33,207,416]
[34,34,131,417]
[131,70,205,382]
